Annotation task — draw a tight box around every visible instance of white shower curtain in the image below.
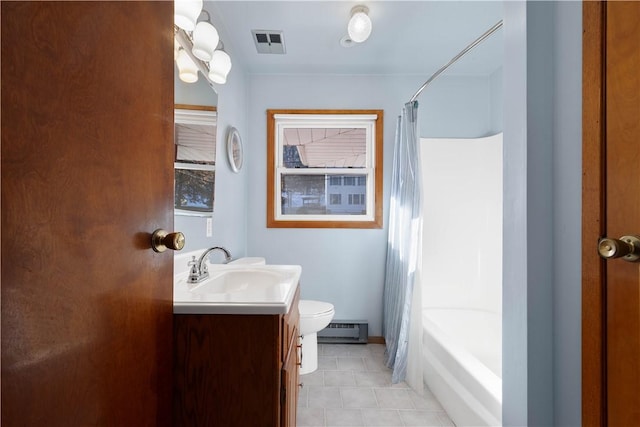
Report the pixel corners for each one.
[383,101,423,392]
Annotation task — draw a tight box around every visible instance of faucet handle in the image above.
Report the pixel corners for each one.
[187,256,198,272]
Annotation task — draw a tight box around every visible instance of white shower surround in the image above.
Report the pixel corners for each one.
[420,134,503,426]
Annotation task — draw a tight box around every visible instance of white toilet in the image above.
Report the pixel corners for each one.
[298,300,335,375]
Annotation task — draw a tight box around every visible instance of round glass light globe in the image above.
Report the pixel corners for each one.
[192,21,219,62]
[176,49,199,83]
[174,0,203,31]
[208,50,232,84]
[348,11,372,43]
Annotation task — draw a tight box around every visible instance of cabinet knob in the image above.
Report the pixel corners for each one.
[299,383,304,389]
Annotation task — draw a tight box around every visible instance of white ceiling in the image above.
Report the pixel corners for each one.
[207,1,504,76]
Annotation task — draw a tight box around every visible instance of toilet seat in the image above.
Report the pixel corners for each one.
[299,300,334,318]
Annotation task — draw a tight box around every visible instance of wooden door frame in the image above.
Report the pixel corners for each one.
[582,1,606,426]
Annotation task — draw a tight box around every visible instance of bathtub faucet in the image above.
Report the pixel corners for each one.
[187,246,233,283]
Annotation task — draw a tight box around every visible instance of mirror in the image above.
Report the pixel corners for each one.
[174,42,218,249]
[174,105,217,217]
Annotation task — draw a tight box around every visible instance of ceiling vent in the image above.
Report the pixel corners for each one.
[251,30,286,54]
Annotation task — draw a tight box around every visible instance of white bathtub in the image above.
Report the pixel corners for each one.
[422,308,502,426]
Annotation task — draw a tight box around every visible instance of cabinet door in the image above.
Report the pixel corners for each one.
[281,327,300,427]
[282,289,300,358]
[280,287,300,426]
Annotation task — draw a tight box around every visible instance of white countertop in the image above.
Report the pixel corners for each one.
[173,254,300,315]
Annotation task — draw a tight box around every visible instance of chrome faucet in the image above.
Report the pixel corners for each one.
[187,246,233,283]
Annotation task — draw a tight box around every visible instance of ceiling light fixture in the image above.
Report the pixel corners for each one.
[208,43,232,84]
[347,5,372,43]
[173,2,232,86]
[176,48,199,83]
[192,10,219,62]
[339,35,356,48]
[174,0,203,32]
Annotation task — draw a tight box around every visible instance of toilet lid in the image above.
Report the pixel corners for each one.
[299,300,334,317]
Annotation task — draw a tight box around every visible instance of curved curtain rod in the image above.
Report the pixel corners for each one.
[408,20,504,103]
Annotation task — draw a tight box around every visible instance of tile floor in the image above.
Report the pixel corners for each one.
[297,343,455,427]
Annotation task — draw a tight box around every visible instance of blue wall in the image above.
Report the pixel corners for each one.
[502,2,582,426]
[551,2,582,425]
[243,73,501,336]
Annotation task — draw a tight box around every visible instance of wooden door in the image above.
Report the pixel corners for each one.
[1,2,174,425]
[583,2,640,425]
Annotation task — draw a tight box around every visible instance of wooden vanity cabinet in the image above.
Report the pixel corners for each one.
[173,288,300,427]
[281,289,300,426]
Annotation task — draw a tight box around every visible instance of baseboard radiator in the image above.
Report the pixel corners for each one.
[317,320,368,344]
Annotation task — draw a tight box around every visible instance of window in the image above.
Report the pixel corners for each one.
[329,176,343,186]
[349,194,365,205]
[267,109,383,228]
[343,176,356,186]
[329,194,342,205]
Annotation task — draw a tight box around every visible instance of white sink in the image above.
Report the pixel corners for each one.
[191,267,291,295]
[227,257,266,266]
[173,263,300,315]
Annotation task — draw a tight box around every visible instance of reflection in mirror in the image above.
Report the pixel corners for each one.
[174,106,217,216]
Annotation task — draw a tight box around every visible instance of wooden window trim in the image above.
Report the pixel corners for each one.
[175,104,217,112]
[266,109,383,229]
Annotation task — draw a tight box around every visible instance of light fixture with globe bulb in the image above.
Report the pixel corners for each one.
[174,0,203,32]
[174,0,232,86]
[191,11,219,62]
[208,44,232,85]
[347,5,372,43]
[175,48,199,83]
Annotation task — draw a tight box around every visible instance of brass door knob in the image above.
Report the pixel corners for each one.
[598,235,640,262]
[151,229,185,253]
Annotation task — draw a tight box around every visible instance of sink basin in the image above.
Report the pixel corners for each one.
[192,267,291,295]
[174,263,301,315]
[227,257,266,266]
